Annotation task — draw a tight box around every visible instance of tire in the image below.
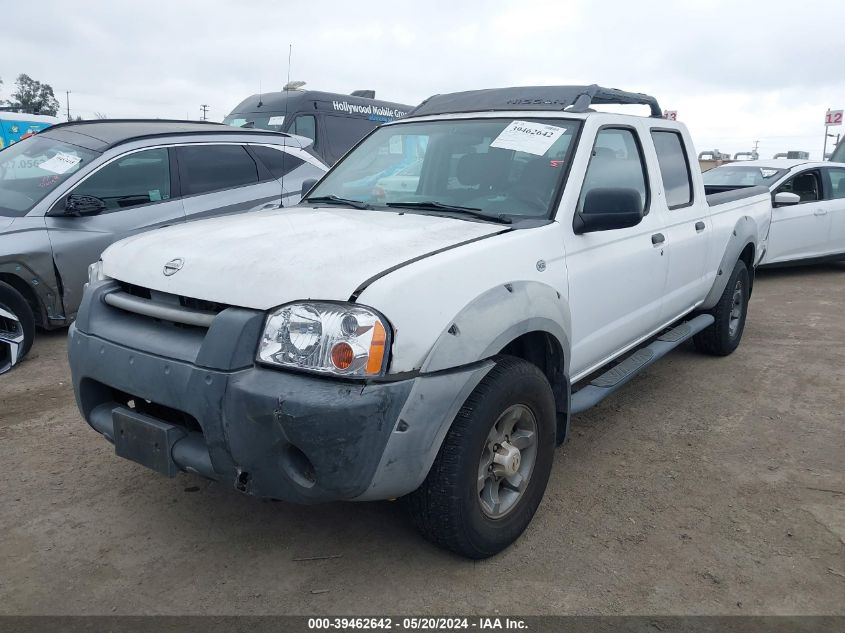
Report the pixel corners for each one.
[406,355,556,559]
[693,259,750,356]
[0,281,35,373]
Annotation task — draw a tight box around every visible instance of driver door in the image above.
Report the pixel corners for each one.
[562,126,670,379]
[44,147,185,317]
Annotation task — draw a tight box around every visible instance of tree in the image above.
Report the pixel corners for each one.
[9,74,60,116]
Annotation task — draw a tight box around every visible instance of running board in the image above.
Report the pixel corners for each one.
[570,314,715,414]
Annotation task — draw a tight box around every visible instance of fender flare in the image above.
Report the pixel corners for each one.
[421,280,571,376]
[700,216,758,311]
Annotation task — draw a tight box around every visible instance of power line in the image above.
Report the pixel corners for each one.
[199,104,209,121]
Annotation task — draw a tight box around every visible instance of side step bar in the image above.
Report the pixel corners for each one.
[570,314,715,414]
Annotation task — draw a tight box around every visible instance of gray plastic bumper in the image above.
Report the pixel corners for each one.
[68,281,491,503]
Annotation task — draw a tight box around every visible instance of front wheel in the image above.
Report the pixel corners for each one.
[0,281,35,375]
[405,356,556,559]
[693,259,750,356]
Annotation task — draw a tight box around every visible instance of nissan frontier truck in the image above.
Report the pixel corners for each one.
[68,85,772,558]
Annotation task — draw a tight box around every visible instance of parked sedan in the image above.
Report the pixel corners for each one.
[0,120,327,373]
[703,159,845,266]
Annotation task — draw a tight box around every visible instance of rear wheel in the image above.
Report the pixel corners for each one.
[693,259,750,356]
[406,356,556,559]
[0,281,35,374]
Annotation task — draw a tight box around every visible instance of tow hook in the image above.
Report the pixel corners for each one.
[235,469,251,493]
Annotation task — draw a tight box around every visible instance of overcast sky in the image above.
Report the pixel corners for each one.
[3,0,844,159]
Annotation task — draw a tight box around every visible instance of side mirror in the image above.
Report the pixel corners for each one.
[65,194,107,217]
[301,178,318,199]
[574,188,644,234]
[773,191,800,207]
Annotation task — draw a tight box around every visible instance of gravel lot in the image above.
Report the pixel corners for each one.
[1,263,844,615]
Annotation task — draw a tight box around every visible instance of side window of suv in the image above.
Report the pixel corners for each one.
[72,148,171,211]
[177,144,259,196]
[579,127,649,215]
[651,130,692,208]
[250,145,305,179]
[775,170,820,202]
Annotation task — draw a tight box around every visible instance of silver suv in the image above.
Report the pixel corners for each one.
[0,120,327,373]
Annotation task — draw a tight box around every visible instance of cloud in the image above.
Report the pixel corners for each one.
[2,0,842,157]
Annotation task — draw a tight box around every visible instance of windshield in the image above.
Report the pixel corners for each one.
[224,113,285,132]
[702,165,786,187]
[306,117,580,221]
[0,136,100,216]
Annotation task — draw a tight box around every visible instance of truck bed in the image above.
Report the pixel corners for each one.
[705,184,769,206]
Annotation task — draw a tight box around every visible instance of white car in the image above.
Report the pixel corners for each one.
[68,85,772,558]
[373,159,423,197]
[703,159,845,265]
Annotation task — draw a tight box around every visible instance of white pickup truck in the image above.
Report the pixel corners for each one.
[69,85,772,558]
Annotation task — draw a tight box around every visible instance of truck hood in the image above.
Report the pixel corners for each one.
[101,206,504,310]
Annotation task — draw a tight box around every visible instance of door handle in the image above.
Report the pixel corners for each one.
[651,233,665,245]
[695,221,706,232]
[814,209,828,216]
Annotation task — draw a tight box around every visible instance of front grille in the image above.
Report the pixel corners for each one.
[118,282,152,301]
[179,294,229,314]
[109,282,230,328]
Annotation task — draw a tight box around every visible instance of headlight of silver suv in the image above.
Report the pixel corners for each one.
[257,302,390,377]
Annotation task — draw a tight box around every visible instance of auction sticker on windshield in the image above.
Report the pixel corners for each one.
[39,152,82,175]
[490,120,566,156]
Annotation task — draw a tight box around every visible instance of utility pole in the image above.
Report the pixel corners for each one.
[823,109,830,160]
[200,104,209,121]
[66,91,71,121]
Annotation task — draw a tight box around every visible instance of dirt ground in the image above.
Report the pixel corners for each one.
[1,264,843,616]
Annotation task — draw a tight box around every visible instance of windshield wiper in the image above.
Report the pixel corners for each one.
[305,195,373,210]
[385,201,512,224]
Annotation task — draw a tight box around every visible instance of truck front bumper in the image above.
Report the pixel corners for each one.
[68,281,491,503]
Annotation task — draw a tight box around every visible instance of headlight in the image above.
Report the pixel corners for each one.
[257,302,390,377]
[87,260,106,284]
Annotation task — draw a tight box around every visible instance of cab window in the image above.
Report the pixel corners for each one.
[651,130,692,209]
[290,115,317,144]
[72,148,171,211]
[579,128,649,216]
[323,115,375,161]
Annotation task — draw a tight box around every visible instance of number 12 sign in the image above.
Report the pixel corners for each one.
[826,110,843,126]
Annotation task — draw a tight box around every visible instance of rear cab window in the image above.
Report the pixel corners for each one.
[650,129,693,208]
